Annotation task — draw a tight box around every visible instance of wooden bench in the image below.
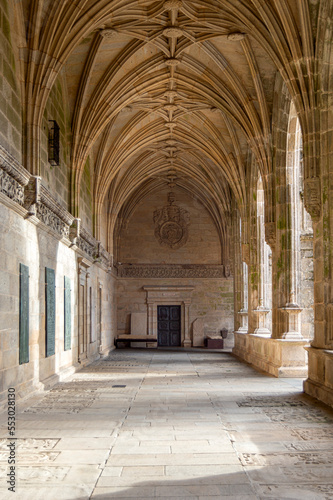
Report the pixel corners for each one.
[115,334,157,348]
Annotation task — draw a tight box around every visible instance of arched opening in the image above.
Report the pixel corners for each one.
[286,103,314,340]
[254,173,272,335]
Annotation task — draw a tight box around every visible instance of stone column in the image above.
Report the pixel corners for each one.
[235,262,249,333]
[303,95,333,406]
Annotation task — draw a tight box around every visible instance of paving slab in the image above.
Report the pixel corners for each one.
[1,349,333,499]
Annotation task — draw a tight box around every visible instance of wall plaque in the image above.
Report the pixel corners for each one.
[19,263,29,364]
[45,267,56,357]
[64,276,71,350]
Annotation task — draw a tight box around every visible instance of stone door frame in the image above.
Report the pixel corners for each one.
[143,286,194,347]
[78,257,91,363]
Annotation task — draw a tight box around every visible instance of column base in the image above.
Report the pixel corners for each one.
[233,332,310,377]
[183,339,192,348]
[304,347,333,408]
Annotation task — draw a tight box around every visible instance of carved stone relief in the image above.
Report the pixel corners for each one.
[0,168,25,205]
[265,221,276,248]
[117,264,225,278]
[36,203,69,238]
[304,177,321,220]
[153,192,190,249]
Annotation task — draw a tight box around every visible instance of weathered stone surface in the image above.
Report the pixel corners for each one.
[192,317,205,347]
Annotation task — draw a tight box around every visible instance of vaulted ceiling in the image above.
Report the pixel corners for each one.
[20,0,321,245]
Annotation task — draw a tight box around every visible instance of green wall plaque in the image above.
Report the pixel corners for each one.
[64,276,71,350]
[45,267,56,357]
[19,263,29,364]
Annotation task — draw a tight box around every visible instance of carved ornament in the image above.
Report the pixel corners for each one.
[163,27,183,38]
[164,0,183,10]
[101,28,118,38]
[304,177,321,221]
[153,192,190,249]
[118,264,225,279]
[265,221,276,249]
[0,168,25,205]
[36,203,69,238]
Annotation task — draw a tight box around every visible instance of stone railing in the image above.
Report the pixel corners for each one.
[117,264,228,279]
[0,146,112,270]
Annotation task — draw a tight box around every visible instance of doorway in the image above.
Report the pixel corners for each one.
[157,305,181,347]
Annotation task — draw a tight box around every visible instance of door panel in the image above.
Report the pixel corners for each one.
[157,306,181,347]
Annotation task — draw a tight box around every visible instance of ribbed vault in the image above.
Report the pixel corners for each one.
[19,0,327,254]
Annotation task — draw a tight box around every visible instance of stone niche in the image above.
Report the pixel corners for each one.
[143,285,194,347]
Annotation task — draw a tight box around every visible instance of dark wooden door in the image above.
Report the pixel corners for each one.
[157,306,181,347]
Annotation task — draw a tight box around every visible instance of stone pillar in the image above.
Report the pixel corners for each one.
[183,300,191,347]
[77,257,91,364]
[147,301,155,337]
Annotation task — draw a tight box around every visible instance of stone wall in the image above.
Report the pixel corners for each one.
[117,277,234,348]
[79,157,94,233]
[0,0,22,161]
[40,73,71,210]
[0,146,117,406]
[119,187,222,265]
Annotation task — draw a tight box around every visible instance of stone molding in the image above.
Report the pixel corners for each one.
[0,148,112,269]
[117,264,227,278]
[143,285,194,347]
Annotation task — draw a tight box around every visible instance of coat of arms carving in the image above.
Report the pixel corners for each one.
[153,192,190,249]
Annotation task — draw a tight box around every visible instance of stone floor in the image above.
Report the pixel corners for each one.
[1,349,333,499]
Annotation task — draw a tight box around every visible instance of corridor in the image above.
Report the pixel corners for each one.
[1,350,333,499]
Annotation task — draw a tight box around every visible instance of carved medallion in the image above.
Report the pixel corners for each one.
[153,192,190,249]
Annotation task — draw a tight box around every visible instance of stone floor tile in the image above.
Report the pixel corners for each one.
[1,349,333,499]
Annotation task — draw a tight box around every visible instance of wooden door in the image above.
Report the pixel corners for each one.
[157,305,181,347]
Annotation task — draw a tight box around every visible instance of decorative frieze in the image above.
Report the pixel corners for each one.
[77,226,96,259]
[36,203,69,238]
[95,242,113,268]
[117,264,226,278]
[0,167,25,205]
[24,178,74,239]
[0,145,29,205]
[0,144,30,186]
[0,147,112,268]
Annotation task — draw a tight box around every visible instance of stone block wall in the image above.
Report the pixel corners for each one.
[0,197,116,406]
[79,157,94,233]
[119,187,222,265]
[117,277,234,348]
[300,233,314,339]
[0,0,22,161]
[40,73,71,211]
